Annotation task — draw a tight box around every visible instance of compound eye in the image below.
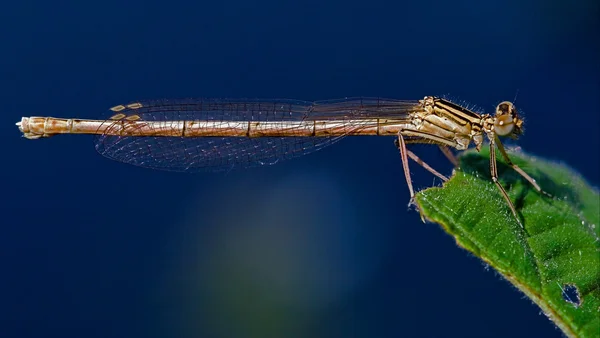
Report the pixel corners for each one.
[494,114,514,136]
[496,102,515,116]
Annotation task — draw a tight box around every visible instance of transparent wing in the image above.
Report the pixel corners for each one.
[93,98,418,172]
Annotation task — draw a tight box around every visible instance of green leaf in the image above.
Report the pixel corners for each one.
[415,146,600,338]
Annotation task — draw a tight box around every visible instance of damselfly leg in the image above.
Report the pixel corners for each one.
[395,131,449,208]
[439,146,458,166]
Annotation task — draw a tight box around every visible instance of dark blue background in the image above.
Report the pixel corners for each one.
[2,0,598,337]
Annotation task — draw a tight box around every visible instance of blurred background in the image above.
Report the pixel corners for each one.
[1,0,598,337]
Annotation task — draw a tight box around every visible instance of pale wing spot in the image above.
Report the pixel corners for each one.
[109,113,126,120]
[127,102,143,109]
[110,105,126,112]
[125,115,141,121]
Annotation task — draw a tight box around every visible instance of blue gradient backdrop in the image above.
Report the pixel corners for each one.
[1,0,599,337]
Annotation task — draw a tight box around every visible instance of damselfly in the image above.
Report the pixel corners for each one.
[16,96,547,226]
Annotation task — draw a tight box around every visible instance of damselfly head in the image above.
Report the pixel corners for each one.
[494,101,523,138]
